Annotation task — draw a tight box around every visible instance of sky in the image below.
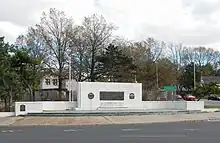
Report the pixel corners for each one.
[1,0,220,50]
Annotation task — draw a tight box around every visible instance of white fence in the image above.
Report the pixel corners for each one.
[0,112,15,117]
[15,101,204,116]
[15,101,77,116]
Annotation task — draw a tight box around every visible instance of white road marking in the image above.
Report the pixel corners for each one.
[121,128,141,132]
[120,134,186,138]
[183,129,200,131]
[208,118,220,122]
[1,130,22,133]
[63,129,83,132]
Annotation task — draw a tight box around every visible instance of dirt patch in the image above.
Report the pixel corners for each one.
[11,112,220,126]
[12,116,113,126]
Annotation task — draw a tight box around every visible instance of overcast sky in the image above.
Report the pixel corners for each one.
[1,0,220,50]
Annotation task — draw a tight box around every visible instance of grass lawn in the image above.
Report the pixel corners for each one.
[205,105,220,108]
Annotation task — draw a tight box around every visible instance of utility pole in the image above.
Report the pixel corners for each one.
[156,61,159,89]
[68,56,72,102]
[193,51,196,90]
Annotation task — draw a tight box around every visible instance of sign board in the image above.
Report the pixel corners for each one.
[163,86,176,92]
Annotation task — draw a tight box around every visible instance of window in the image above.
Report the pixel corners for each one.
[100,91,124,100]
[129,93,135,99]
[45,79,50,85]
[52,79,58,86]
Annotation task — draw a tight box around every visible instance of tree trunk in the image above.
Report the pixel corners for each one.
[58,75,62,100]
[33,91,35,101]
[27,84,33,101]
[8,88,12,112]
[78,54,82,82]
[4,97,7,112]
[90,48,95,82]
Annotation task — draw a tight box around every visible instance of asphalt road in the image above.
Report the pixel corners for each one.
[0,121,220,143]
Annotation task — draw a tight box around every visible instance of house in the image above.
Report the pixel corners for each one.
[200,76,220,84]
[32,75,71,101]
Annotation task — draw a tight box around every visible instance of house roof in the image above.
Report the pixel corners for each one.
[201,76,220,83]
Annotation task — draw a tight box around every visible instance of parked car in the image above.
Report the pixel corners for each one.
[176,95,184,101]
[183,95,197,101]
[208,95,220,101]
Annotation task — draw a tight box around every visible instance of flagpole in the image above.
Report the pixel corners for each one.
[69,56,71,102]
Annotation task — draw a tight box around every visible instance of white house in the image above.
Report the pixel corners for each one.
[33,75,69,101]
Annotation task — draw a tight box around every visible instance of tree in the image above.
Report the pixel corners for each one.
[181,47,220,67]
[167,43,185,68]
[194,82,220,100]
[0,37,12,111]
[178,62,201,91]
[10,47,43,101]
[81,14,116,81]
[156,58,178,86]
[200,63,215,76]
[69,25,90,82]
[194,47,220,66]
[96,44,136,82]
[144,38,164,61]
[35,8,73,100]
[15,28,44,101]
[0,37,22,111]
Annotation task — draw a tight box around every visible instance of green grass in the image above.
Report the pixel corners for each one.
[205,105,220,109]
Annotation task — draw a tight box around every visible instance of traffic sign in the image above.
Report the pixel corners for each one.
[163,86,176,92]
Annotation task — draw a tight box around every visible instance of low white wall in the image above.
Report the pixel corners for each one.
[15,102,43,116]
[142,101,204,111]
[15,101,77,116]
[41,102,76,111]
[142,101,187,110]
[204,101,220,107]
[15,101,205,116]
[0,112,15,117]
[186,101,204,110]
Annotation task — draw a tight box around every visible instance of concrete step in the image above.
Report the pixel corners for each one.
[97,107,129,111]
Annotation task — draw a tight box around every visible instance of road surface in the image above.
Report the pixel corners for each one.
[0,121,220,143]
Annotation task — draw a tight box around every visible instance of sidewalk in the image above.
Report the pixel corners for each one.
[0,117,23,126]
[9,112,220,126]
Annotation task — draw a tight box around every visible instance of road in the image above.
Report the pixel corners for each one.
[0,121,220,143]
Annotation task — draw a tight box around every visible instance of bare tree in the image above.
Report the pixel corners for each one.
[35,8,74,100]
[81,14,116,81]
[194,47,220,66]
[181,46,220,67]
[167,43,187,68]
[144,38,164,62]
[70,25,90,81]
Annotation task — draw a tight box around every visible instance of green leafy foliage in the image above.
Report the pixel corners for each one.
[193,82,220,100]
[96,44,136,82]
[178,62,201,90]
